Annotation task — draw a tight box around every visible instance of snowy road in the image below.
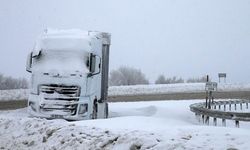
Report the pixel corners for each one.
[1,90,250,110]
[1,83,250,110]
[0,100,250,150]
[109,90,250,102]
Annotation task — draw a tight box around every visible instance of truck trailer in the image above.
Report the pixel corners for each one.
[26,29,111,120]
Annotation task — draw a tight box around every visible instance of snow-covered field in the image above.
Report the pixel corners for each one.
[1,83,250,101]
[0,100,250,150]
[0,89,29,101]
[109,83,250,96]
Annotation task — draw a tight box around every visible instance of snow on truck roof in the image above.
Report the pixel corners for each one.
[32,29,110,55]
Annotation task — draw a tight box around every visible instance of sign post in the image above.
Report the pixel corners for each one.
[205,75,217,109]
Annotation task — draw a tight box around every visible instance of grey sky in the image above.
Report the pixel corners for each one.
[0,0,250,83]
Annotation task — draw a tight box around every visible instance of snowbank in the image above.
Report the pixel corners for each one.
[0,110,160,150]
[1,83,250,101]
[218,83,250,91]
[0,89,29,101]
[109,83,205,96]
[0,100,250,149]
[108,83,250,96]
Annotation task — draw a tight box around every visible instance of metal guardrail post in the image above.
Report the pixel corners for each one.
[222,119,226,126]
[235,120,239,128]
[205,116,209,125]
[213,118,217,126]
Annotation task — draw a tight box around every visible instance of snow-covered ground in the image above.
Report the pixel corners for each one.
[109,83,250,96]
[0,100,250,150]
[1,83,250,101]
[0,89,29,101]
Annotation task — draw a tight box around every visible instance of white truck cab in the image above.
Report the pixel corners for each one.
[26,29,110,120]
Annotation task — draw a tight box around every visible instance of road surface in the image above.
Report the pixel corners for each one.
[1,91,250,110]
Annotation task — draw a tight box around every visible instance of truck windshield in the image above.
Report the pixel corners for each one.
[32,50,89,74]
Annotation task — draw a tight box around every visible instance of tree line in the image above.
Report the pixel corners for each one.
[0,67,207,89]
[0,74,28,90]
[109,66,208,86]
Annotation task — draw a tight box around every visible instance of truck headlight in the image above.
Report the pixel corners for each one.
[78,104,88,114]
[29,101,36,112]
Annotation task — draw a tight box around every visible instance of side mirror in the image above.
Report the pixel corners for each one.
[26,52,32,73]
[89,53,96,73]
[87,53,101,77]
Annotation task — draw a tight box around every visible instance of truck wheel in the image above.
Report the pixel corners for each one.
[105,103,109,118]
[92,100,97,119]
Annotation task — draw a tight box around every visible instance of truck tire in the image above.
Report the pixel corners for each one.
[105,103,109,118]
[92,100,97,119]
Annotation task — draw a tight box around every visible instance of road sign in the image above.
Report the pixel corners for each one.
[218,73,226,78]
[205,82,218,91]
[218,73,227,83]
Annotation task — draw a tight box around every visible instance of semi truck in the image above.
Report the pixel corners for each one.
[26,29,111,120]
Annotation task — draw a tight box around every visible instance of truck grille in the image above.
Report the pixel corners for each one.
[39,84,80,116]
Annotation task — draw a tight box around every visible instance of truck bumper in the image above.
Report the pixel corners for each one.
[28,94,90,120]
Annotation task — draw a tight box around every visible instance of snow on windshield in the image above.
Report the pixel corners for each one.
[32,50,89,74]
[31,29,94,74]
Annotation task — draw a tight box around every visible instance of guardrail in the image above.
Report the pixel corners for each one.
[190,99,250,127]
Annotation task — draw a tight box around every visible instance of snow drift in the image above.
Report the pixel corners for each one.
[0,100,250,149]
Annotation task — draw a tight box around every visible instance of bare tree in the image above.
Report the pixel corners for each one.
[166,76,184,84]
[187,75,207,83]
[109,66,149,86]
[0,73,29,90]
[155,75,166,84]
[155,75,184,84]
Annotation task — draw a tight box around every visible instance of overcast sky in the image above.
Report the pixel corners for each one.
[0,0,250,83]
